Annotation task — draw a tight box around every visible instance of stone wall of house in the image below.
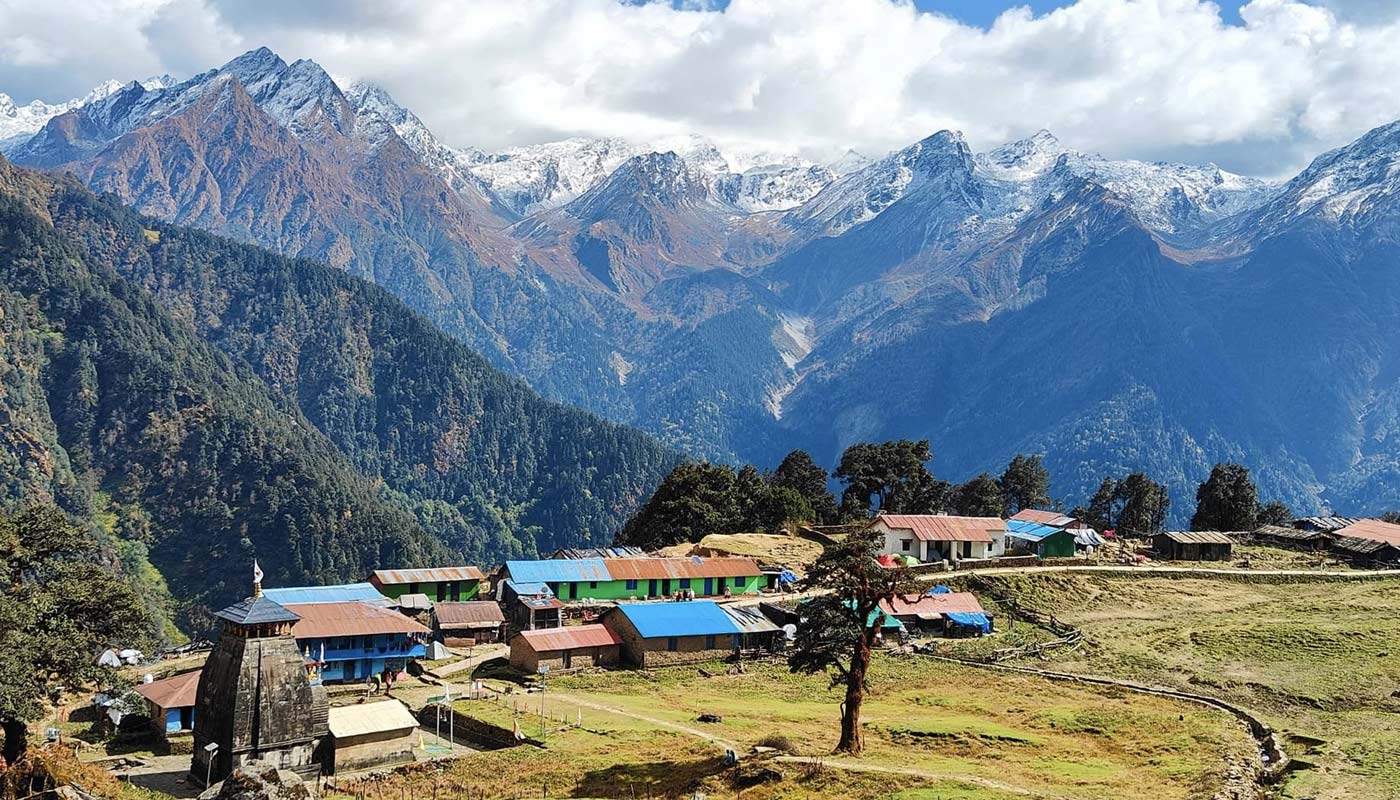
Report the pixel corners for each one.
[637,636,736,668]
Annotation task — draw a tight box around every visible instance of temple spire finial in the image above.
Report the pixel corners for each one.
[253,559,264,598]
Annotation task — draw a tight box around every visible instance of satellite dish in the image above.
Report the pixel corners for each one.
[782,624,797,641]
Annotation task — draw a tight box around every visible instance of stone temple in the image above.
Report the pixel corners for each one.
[191,579,329,785]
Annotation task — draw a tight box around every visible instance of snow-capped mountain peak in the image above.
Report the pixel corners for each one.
[0,75,171,154]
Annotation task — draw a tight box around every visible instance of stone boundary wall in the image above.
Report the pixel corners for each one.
[415,705,543,751]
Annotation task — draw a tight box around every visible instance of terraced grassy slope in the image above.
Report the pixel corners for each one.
[953,573,1400,800]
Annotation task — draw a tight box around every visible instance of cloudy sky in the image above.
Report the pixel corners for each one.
[2,0,1399,176]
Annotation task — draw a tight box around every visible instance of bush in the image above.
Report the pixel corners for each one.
[754,733,800,754]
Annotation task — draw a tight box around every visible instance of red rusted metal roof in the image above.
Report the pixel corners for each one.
[1009,509,1077,528]
[1335,519,1400,546]
[516,624,620,653]
[434,601,505,627]
[370,566,484,585]
[289,602,431,639]
[871,514,1001,542]
[602,556,762,581]
[134,669,201,709]
[880,592,986,618]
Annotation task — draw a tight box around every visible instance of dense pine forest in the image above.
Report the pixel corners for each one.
[0,158,677,633]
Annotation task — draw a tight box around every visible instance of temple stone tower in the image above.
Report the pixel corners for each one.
[191,574,329,785]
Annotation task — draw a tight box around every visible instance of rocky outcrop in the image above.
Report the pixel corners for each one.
[198,762,318,800]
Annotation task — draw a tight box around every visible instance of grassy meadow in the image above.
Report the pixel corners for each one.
[944,573,1400,800]
[348,655,1256,800]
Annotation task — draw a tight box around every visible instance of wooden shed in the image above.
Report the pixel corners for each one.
[1153,531,1234,561]
[434,601,505,645]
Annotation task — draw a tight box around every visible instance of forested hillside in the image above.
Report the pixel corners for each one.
[0,158,677,631]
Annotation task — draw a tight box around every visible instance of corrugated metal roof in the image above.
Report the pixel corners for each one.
[215,595,301,625]
[603,557,762,581]
[612,601,741,638]
[516,625,620,652]
[517,595,564,610]
[881,592,986,618]
[1254,524,1329,541]
[550,547,650,560]
[1159,531,1236,545]
[505,559,612,583]
[1006,520,1072,541]
[1296,516,1360,531]
[328,700,419,738]
[263,583,391,607]
[1009,509,1076,527]
[396,593,432,611]
[871,514,1001,543]
[1331,535,1399,555]
[434,601,505,627]
[1335,519,1400,546]
[290,602,431,640]
[135,670,200,709]
[371,566,484,585]
[721,604,781,635]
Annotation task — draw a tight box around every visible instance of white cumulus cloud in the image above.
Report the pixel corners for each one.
[2,0,1399,176]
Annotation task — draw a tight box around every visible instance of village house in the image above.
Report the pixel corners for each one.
[433,600,506,645]
[869,513,1007,562]
[498,556,764,603]
[323,700,420,774]
[134,670,200,746]
[879,590,992,636]
[601,600,748,668]
[1329,519,1400,565]
[1253,524,1334,551]
[1008,509,1081,528]
[1152,531,1235,561]
[370,567,485,604]
[500,581,565,632]
[508,625,622,674]
[1005,519,1078,558]
[289,602,430,684]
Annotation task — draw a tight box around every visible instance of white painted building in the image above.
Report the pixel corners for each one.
[868,513,1007,562]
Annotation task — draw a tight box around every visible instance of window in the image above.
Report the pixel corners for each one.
[626,579,638,591]
[589,581,598,589]
[901,539,912,552]
[667,637,678,651]
[408,582,419,594]
[679,578,691,589]
[705,634,716,649]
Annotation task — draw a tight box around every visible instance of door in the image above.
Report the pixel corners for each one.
[563,650,572,669]
[648,579,658,596]
[345,660,357,680]
[662,579,671,595]
[703,578,713,595]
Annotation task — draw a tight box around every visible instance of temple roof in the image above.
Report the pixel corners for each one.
[214,595,302,625]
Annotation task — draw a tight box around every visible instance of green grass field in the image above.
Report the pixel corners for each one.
[359,654,1257,799]
[943,573,1400,800]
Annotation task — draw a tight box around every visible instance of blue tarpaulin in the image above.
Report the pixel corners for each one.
[778,569,799,585]
[945,611,991,634]
[929,584,952,594]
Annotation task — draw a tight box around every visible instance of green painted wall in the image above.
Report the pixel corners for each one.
[1037,532,1077,559]
[551,573,762,602]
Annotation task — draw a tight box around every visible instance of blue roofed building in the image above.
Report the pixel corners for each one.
[601,600,775,667]
[262,582,393,607]
[1005,519,1077,558]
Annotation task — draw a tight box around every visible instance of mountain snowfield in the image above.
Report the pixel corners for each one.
[8,46,1400,523]
[0,75,174,152]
